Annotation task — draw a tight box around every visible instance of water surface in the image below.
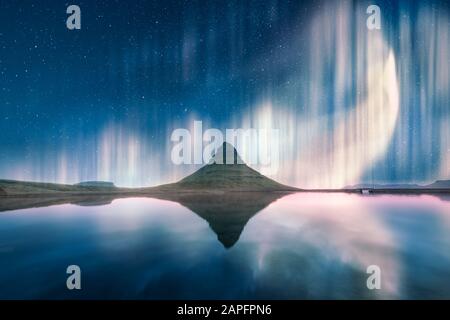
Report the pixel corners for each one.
[0,192,449,299]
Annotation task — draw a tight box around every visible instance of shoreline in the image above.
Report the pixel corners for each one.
[1,188,450,199]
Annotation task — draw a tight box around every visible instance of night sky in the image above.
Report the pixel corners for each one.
[0,0,449,188]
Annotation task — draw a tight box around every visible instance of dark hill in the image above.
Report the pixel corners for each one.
[426,180,450,188]
[345,179,450,190]
[75,181,115,188]
[156,142,297,192]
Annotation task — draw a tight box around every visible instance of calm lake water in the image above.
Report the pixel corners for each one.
[0,192,450,299]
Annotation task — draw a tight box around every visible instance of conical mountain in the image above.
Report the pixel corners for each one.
[167,142,297,191]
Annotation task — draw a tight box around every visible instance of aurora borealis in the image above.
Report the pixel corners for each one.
[0,0,449,188]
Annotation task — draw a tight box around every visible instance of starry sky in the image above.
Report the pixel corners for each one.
[0,0,449,188]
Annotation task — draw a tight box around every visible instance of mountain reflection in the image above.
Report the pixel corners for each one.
[0,192,287,248]
[1,193,450,299]
[151,192,286,248]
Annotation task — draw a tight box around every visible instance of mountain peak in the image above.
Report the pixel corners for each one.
[209,142,243,165]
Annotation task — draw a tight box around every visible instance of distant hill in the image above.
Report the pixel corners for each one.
[426,180,450,188]
[345,183,421,189]
[75,181,115,188]
[345,180,450,190]
[0,179,119,196]
[155,142,297,192]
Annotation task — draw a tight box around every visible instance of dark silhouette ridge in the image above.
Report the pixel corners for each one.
[75,181,116,188]
[345,179,450,190]
[427,180,450,188]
